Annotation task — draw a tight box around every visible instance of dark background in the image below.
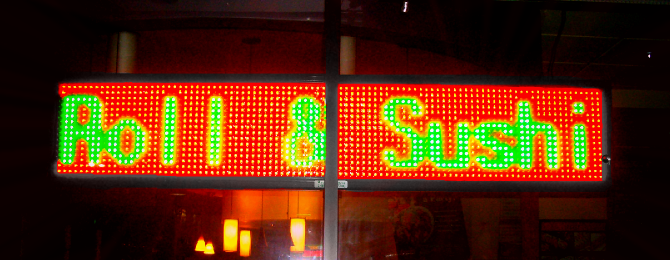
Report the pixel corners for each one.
[2,0,669,259]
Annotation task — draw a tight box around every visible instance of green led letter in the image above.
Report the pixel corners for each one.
[434,123,470,169]
[474,122,514,169]
[162,97,177,165]
[382,98,451,168]
[284,97,326,167]
[105,119,147,165]
[514,101,559,169]
[208,97,222,166]
[60,95,148,166]
[573,124,587,169]
[573,102,585,114]
[59,95,105,164]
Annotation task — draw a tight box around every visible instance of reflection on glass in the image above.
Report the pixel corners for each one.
[204,241,215,255]
[223,219,239,252]
[64,188,322,259]
[220,190,323,259]
[290,218,306,252]
[340,191,530,260]
[195,236,206,252]
[240,230,252,257]
[540,221,606,259]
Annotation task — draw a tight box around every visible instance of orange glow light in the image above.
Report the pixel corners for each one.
[195,236,206,252]
[204,241,215,255]
[240,230,251,257]
[290,218,305,252]
[223,219,238,252]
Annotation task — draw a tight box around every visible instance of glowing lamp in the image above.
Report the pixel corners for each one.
[195,236,206,252]
[290,218,305,252]
[223,219,238,252]
[240,230,251,257]
[204,241,215,255]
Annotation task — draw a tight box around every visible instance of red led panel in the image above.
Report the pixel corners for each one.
[57,83,326,177]
[338,84,603,181]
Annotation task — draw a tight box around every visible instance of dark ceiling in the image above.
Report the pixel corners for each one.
[540,9,670,88]
[27,0,670,89]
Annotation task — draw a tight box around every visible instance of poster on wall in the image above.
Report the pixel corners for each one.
[338,84,605,181]
[56,83,326,177]
[540,221,606,259]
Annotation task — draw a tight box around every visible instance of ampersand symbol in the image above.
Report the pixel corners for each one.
[284,97,326,167]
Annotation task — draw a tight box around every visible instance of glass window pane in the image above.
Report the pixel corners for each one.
[60,188,323,259]
[339,191,524,260]
[341,1,499,75]
[135,29,324,74]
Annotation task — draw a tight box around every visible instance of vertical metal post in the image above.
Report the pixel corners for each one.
[323,0,340,259]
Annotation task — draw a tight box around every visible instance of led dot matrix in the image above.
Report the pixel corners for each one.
[208,96,223,166]
[338,84,603,181]
[57,83,326,177]
[284,97,326,167]
[162,97,177,165]
[59,95,105,164]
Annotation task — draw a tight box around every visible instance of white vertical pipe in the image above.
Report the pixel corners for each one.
[340,36,356,75]
[108,32,137,73]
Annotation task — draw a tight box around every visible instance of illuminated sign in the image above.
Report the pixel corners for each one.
[57,83,326,177]
[338,84,603,181]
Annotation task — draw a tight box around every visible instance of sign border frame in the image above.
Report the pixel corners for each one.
[52,73,612,192]
[336,75,612,192]
[52,73,326,190]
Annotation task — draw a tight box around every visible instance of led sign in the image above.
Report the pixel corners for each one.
[57,83,326,177]
[338,84,603,181]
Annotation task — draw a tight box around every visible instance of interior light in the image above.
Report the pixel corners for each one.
[204,241,215,255]
[290,218,305,252]
[240,230,251,257]
[223,219,238,252]
[195,236,205,252]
